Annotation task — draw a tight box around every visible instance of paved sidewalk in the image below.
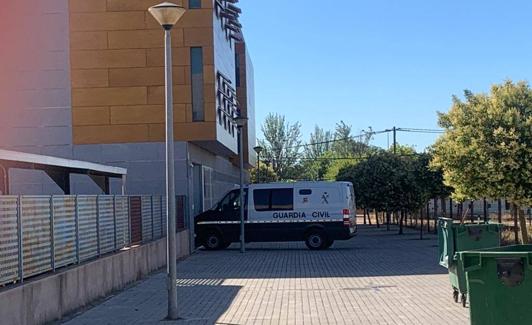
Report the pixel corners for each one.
[63,225,469,325]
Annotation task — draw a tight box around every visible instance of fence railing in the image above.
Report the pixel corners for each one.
[0,195,187,287]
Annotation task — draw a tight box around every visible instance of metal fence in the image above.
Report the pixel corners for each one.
[0,195,188,287]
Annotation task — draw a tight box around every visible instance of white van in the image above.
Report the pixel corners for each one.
[194,181,357,250]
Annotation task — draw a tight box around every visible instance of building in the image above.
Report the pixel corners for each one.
[0,0,256,216]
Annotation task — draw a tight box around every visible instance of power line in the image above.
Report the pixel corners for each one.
[261,126,446,152]
[263,152,424,162]
[283,129,392,150]
[397,127,445,134]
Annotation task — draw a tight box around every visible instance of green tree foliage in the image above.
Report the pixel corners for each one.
[258,113,302,180]
[415,153,452,201]
[389,143,416,155]
[332,121,374,157]
[431,80,532,242]
[300,152,334,181]
[256,117,378,182]
[337,152,449,234]
[250,164,278,183]
[331,121,353,157]
[323,156,356,181]
[321,122,377,180]
[305,126,333,159]
[299,126,334,181]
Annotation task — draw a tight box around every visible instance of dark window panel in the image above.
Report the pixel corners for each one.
[190,47,204,121]
[271,189,294,210]
[253,189,270,211]
[189,0,201,9]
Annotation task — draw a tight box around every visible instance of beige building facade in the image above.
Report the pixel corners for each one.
[0,0,256,216]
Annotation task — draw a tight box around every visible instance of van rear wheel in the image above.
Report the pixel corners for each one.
[305,230,327,250]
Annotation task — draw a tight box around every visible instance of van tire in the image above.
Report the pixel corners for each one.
[305,230,327,250]
[202,231,225,250]
[220,241,232,250]
[324,239,334,249]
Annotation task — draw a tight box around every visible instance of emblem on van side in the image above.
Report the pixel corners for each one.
[321,192,329,204]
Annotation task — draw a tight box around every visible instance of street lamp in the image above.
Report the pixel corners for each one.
[253,146,263,183]
[148,2,185,321]
[234,115,248,253]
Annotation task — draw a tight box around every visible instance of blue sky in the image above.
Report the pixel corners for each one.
[239,0,532,151]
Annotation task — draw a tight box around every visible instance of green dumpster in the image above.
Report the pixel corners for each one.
[460,245,532,325]
[437,218,502,306]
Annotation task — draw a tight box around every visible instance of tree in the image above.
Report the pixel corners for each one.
[250,164,278,183]
[431,80,532,243]
[322,122,377,180]
[305,126,333,159]
[337,152,419,233]
[258,113,302,180]
[323,157,357,181]
[331,121,353,157]
[337,151,449,234]
[414,153,453,233]
[389,144,416,156]
[332,121,374,157]
[299,156,332,181]
[299,126,334,181]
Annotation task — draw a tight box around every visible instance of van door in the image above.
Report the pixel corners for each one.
[219,189,248,221]
[214,189,247,243]
[249,187,295,241]
[346,183,357,233]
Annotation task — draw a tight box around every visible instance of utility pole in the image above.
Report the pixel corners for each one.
[393,126,397,154]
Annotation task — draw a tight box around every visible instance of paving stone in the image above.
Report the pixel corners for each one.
[63,225,469,325]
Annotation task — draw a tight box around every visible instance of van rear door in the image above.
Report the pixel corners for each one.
[345,183,357,234]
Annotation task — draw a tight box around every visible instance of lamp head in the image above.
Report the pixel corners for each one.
[253,146,263,154]
[148,2,186,30]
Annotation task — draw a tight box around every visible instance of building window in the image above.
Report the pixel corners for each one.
[216,72,237,136]
[253,189,294,211]
[235,52,241,87]
[214,0,242,44]
[189,0,201,9]
[190,47,204,121]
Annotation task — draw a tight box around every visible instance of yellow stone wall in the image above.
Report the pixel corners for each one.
[70,0,216,144]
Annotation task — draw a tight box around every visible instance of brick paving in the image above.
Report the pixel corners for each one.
[63,225,469,325]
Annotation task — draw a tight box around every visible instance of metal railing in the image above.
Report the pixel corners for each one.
[0,195,187,287]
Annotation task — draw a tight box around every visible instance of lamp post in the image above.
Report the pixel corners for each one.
[253,146,263,183]
[148,2,185,320]
[234,116,248,253]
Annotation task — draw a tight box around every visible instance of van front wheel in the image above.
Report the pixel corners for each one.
[202,231,225,250]
[305,230,327,250]
[324,239,334,249]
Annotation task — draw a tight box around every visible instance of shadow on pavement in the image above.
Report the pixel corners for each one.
[61,275,242,325]
[64,225,452,325]
[176,283,242,324]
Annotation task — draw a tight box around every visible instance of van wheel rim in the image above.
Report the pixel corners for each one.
[309,235,322,247]
[207,236,219,248]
